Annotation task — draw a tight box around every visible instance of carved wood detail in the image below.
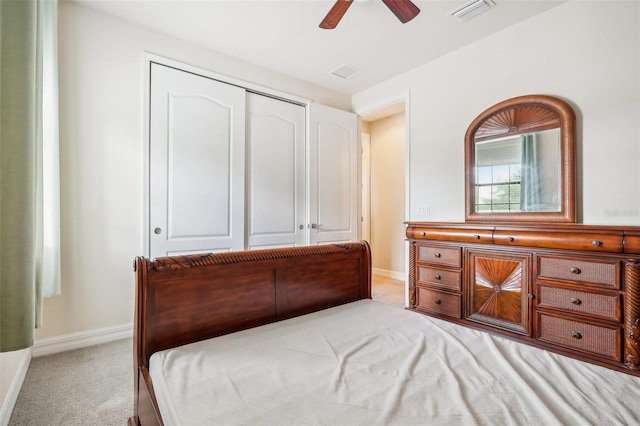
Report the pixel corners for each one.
[142,242,367,272]
[409,242,417,307]
[624,260,640,369]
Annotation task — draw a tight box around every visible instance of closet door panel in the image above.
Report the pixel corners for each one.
[149,63,245,258]
[309,103,358,245]
[169,96,231,237]
[246,94,306,249]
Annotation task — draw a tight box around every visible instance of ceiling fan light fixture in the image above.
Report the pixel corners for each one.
[330,63,362,79]
[449,0,495,22]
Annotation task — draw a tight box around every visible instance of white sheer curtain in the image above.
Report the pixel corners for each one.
[0,0,60,351]
[520,133,540,212]
[36,0,61,309]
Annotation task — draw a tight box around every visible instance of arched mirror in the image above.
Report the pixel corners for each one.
[465,95,576,223]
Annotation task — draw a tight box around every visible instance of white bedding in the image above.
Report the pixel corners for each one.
[149,300,640,425]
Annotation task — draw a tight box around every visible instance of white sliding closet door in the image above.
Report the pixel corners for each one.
[149,63,246,258]
[246,93,307,249]
[309,103,359,245]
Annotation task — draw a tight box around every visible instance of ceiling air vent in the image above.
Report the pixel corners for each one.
[330,63,362,80]
[449,0,495,22]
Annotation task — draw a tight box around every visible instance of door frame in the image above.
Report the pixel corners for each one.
[354,92,411,223]
[361,132,371,243]
[354,91,411,305]
[141,53,310,257]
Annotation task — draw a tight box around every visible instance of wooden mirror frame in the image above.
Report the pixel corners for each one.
[465,95,576,223]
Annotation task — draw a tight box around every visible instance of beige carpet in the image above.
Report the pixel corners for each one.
[9,338,132,426]
[371,274,405,307]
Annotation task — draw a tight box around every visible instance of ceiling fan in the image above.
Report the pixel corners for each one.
[320,0,421,29]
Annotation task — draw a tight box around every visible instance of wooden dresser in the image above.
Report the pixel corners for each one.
[406,222,640,375]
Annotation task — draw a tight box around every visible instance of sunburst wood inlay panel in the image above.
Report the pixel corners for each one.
[474,257,523,325]
[474,105,560,141]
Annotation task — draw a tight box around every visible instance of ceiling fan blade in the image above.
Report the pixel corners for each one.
[381,0,420,23]
[319,0,354,29]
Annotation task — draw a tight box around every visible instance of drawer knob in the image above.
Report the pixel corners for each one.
[592,240,602,247]
[435,274,442,280]
[473,234,480,239]
[434,253,442,258]
[569,267,581,274]
[506,236,515,242]
[571,331,582,339]
[421,232,426,236]
[434,299,442,305]
[570,297,582,305]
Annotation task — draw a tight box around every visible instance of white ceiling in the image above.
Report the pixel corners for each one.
[73,0,565,96]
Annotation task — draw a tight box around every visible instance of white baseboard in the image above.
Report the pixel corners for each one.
[0,349,31,426]
[372,268,406,282]
[32,323,133,358]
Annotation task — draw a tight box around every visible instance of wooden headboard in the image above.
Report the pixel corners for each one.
[130,241,371,426]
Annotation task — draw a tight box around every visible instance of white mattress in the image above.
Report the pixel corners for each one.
[149,300,640,425]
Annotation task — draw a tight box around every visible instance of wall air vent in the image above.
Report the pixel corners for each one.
[330,63,362,79]
[449,0,495,22]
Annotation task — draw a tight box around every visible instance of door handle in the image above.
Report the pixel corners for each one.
[310,223,323,230]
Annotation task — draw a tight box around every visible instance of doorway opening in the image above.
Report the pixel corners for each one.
[360,101,407,307]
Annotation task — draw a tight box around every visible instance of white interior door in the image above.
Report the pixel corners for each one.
[309,103,359,245]
[149,63,246,258]
[246,93,306,249]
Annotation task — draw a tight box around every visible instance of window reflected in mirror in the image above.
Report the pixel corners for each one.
[474,128,560,213]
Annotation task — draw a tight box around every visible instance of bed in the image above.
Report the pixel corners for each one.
[128,241,640,426]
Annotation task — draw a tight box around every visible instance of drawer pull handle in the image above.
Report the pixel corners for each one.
[434,299,442,305]
[435,274,442,280]
[569,267,581,274]
[592,240,602,247]
[506,236,515,242]
[571,331,582,339]
[570,297,582,305]
[421,232,426,236]
[473,234,480,239]
[434,253,442,258]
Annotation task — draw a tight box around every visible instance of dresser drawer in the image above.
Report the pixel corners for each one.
[417,245,461,267]
[416,287,461,319]
[538,314,621,361]
[494,229,623,252]
[537,256,620,288]
[408,226,493,244]
[624,232,640,254]
[418,267,461,290]
[538,286,621,322]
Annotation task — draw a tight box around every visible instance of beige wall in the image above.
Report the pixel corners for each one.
[353,1,640,226]
[368,113,406,275]
[35,1,350,341]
